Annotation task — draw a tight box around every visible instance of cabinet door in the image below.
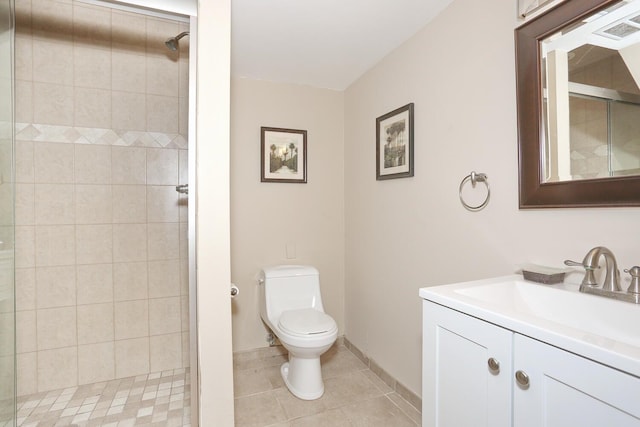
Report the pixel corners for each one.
[422,300,512,427]
[514,334,640,427]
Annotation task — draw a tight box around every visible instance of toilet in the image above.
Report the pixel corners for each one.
[259,265,338,400]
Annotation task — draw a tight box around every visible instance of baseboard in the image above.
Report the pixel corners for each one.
[343,337,422,411]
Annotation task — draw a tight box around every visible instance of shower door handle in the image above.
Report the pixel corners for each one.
[175,184,188,194]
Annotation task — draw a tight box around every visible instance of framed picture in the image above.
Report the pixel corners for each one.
[376,103,414,180]
[261,127,307,183]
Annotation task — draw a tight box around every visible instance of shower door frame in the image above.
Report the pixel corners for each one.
[1,0,16,424]
[186,15,199,427]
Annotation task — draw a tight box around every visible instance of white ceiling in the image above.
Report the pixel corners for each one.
[231,0,454,90]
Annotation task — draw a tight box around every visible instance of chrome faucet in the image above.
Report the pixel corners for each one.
[565,246,639,304]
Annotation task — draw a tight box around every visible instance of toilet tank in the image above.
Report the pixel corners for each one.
[260,265,324,324]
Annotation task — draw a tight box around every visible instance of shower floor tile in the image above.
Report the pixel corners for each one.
[16,368,190,427]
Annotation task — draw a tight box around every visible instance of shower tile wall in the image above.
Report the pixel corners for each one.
[13,0,190,396]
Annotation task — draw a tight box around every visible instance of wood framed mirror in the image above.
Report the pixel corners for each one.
[516,0,640,208]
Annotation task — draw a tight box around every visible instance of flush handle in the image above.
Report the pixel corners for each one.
[487,357,500,374]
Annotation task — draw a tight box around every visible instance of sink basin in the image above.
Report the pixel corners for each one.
[419,275,640,377]
[455,279,640,348]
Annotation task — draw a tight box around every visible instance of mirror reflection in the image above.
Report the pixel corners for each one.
[541,0,640,182]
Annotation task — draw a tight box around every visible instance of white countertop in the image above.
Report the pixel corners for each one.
[420,275,640,378]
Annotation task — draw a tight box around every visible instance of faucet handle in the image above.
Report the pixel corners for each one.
[623,266,640,276]
[564,259,599,287]
[624,266,640,294]
[564,259,598,270]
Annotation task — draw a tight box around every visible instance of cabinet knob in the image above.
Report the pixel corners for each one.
[487,357,500,374]
[515,370,530,389]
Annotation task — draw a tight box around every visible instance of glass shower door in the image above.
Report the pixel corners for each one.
[610,100,640,177]
[0,0,15,425]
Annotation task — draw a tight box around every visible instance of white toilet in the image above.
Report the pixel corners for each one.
[259,265,338,400]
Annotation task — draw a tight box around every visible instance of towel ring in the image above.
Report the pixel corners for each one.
[459,171,490,211]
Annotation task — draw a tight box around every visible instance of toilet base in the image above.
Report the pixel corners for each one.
[281,358,325,400]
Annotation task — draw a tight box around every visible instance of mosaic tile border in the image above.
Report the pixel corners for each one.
[15,123,188,149]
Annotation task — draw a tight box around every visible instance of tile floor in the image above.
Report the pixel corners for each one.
[14,368,190,426]
[233,344,422,427]
[11,344,421,426]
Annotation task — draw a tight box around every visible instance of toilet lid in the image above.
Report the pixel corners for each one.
[278,309,336,335]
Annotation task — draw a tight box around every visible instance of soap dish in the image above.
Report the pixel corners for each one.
[520,264,570,284]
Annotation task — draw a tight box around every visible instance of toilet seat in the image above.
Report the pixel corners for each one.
[278,309,336,336]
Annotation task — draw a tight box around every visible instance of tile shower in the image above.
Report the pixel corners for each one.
[12,0,191,418]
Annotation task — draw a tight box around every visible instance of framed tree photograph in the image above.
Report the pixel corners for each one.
[376,103,414,180]
[261,127,307,183]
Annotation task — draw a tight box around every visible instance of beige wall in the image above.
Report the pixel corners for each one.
[230,78,345,352]
[344,0,640,397]
[13,0,190,395]
[196,0,235,423]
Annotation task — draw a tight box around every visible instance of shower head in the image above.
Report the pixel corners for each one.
[165,31,189,51]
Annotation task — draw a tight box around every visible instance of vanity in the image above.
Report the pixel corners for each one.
[420,0,640,423]
[419,276,640,427]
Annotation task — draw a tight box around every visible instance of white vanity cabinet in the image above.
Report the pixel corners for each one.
[514,334,640,427]
[422,299,640,427]
[422,300,512,427]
